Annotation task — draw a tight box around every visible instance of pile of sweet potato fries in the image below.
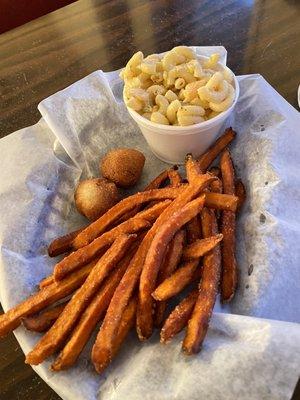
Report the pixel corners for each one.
[0,127,246,373]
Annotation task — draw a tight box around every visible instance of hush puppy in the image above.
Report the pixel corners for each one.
[100,148,145,188]
[75,178,119,221]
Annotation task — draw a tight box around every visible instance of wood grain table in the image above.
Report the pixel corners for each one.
[0,0,299,398]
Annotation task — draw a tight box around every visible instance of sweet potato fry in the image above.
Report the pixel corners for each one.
[48,228,84,257]
[0,259,98,338]
[210,178,223,194]
[204,192,238,211]
[144,168,181,211]
[209,172,223,218]
[137,195,205,340]
[186,216,201,244]
[184,157,204,225]
[185,153,202,184]
[92,175,214,364]
[25,234,136,365]
[182,208,221,354]
[54,201,170,281]
[111,297,136,353]
[51,249,135,371]
[22,303,66,333]
[152,260,199,301]
[167,166,181,187]
[39,275,55,289]
[221,150,235,195]
[93,296,137,374]
[144,169,170,190]
[73,188,181,249]
[198,127,236,171]
[154,229,185,327]
[235,179,246,212]
[182,234,223,260]
[220,149,238,302]
[160,289,198,343]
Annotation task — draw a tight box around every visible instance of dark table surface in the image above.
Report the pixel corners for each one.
[0,0,299,399]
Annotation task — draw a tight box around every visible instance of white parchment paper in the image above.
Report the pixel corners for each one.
[0,47,299,400]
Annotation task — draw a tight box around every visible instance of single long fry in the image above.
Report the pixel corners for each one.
[186,216,201,243]
[93,297,137,374]
[48,228,84,257]
[92,175,215,365]
[73,188,181,249]
[182,208,221,354]
[54,201,170,281]
[235,179,246,212]
[152,260,199,301]
[220,149,237,302]
[205,192,237,211]
[138,195,205,340]
[22,303,66,333]
[182,234,223,260]
[160,289,198,343]
[0,259,98,338]
[197,127,236,171]
[26,234,136,365]
[154,229,185,327]
[51,250,135,371]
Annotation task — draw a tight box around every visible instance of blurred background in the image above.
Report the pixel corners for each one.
[0,0,77,33]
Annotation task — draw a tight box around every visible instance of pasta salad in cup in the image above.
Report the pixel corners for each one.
[120,46,236,126]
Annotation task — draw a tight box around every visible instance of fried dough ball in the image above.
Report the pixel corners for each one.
[101,148,145,188]
[75,178,119,221]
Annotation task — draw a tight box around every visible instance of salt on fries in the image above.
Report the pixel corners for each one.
[48,228,84,257]
[26,234,136,365]
[52,248,137,371]
[138,195,206,340]
[183,208,221,354]
[0,259,98,337]
[220,149,238,302]
[235,179,246,212]
[161,289,198,343]
[0,128,246,373]
[154,229,185,327]
[182,234,223,260]
[23,302,67,333]
[54,200,171,281]
[152,260,200,302]
[167,166,182,187]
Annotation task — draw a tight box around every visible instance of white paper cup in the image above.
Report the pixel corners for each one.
[125,56,239,164]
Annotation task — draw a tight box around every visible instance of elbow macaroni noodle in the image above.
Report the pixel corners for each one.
[121,46,235,126]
